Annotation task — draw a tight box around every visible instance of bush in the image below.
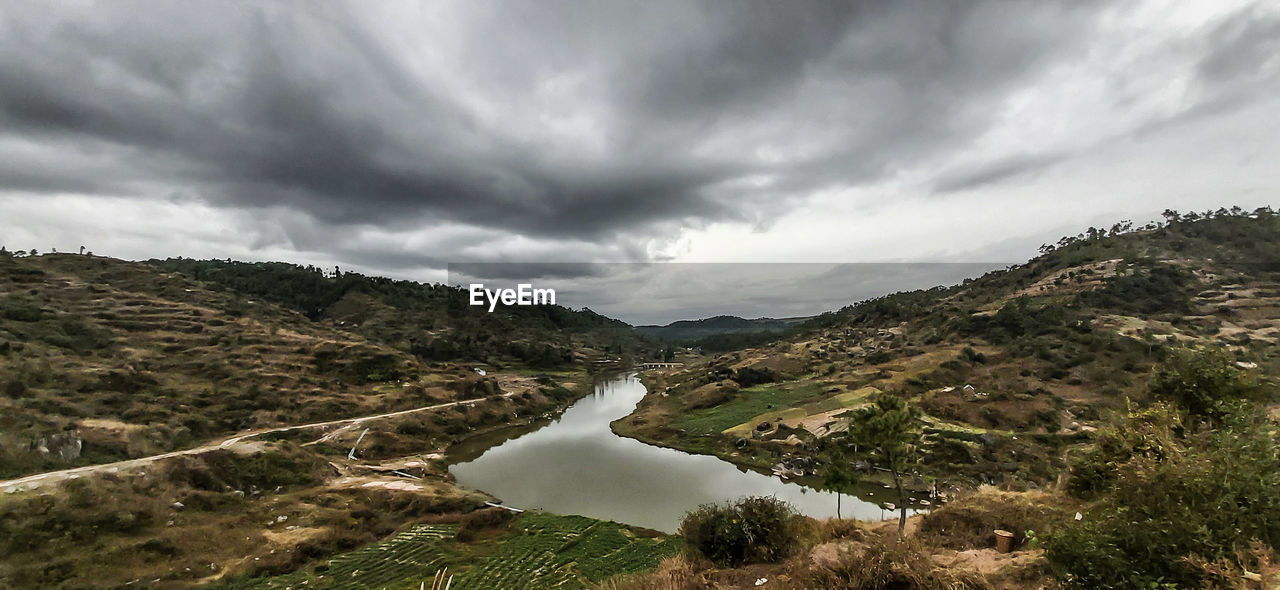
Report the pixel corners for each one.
[678,496,803,566]
[1065,403,1184,498]
[1149,346,1259,418]
[1046,405,1280,588]
[733,366,776,387]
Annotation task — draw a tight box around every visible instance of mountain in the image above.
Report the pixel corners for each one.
[634,315,809,354]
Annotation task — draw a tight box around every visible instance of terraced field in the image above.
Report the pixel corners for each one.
[213,513,681,590]
[670,381,833,435]
[451,513,681,589]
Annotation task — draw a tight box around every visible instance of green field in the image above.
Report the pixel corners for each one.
[212,512,681,590]
[670,381,832,435]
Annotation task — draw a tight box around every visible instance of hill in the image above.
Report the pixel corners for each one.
[615,206,1280,488]
[634,315,807,354]
[635,315,805,341]
[0,252,667,588]
[0,254,652,482]
[147,258,643,367]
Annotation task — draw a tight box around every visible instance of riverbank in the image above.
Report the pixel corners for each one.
[609,371,892,487]
[612,363,1074,499]
[449,372,892,532]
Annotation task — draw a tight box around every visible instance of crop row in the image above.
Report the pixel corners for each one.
[213,514,677,590]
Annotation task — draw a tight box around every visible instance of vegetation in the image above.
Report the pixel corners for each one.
[4,206,1279,588]
[918,487,1078,551]
[214,512,680,590]
[148,257,648,367]
[613,207,1280,588]
[634,315,800,349]
[678,496,804,567]
[1047,403,1280,588]
[1048,346,1279,588]
[841,395,925,536]
[1148,345,1260,418]
[668,381,829,435]
[801,538,993,590]
[686,328,786,353]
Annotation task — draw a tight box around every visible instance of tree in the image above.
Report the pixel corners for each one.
[822,463,857,519]
[844,394,923,536]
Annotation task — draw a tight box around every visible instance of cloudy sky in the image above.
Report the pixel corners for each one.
[2,1,1278,323]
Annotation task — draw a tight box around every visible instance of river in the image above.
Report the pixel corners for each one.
[449,372,900,533]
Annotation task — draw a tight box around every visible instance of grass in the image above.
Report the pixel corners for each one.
[670,381,830,435]
[212,512,681,590]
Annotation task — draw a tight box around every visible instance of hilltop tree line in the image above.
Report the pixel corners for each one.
[145,258,640,368]
[804,205,1278,338]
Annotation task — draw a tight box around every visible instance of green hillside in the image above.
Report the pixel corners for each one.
[617,206,1280,486]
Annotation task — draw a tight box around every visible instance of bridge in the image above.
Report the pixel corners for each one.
[639,362,684,369]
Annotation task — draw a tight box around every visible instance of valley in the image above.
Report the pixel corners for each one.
[1,208,1278,589]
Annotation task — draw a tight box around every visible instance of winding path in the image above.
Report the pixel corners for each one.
[0,390,520,494]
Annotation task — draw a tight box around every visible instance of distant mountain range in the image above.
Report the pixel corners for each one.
[635,315,810,343]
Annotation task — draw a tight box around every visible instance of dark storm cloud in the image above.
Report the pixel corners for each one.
[932,153,1067,193]
[1197,6,1280,86]
[0,0,1104,246]
[1124,6,1280,142]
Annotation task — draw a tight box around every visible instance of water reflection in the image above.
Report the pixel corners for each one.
[450,373,904,532]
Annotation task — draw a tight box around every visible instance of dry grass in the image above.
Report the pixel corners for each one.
[597,555,712,590]
[0,443,486,588]
[1188,541,1280,590]
[801,538,993,590]
[917,486,1078,551]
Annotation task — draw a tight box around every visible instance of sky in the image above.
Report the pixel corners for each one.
[2,1,1278,323]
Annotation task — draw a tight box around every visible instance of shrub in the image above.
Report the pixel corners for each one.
[678,496,803,566]
[3,378,27,398]
[1046,405,1280,588]
[733,366,776,387]
[1065,403,1183,498]
[1148,346,1259,418]
[961,347,986,364]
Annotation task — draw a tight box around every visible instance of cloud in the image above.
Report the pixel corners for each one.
[1,0,1278,321]
[931,152,1068,193]
[0,1,1100,243]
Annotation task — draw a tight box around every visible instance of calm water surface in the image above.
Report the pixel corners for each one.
[449,373,898,532]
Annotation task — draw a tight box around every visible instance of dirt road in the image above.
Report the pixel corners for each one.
[0,388,524,494]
